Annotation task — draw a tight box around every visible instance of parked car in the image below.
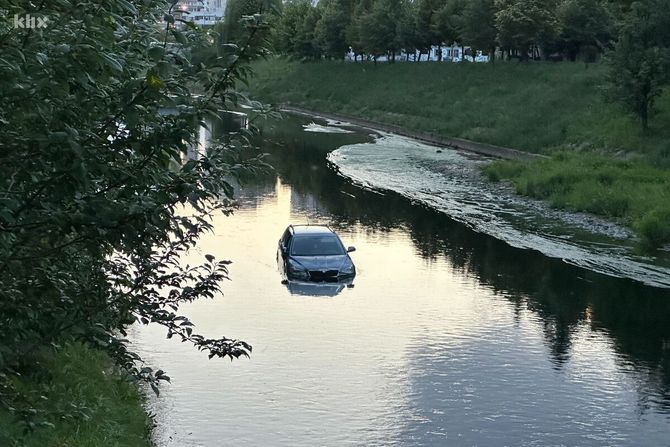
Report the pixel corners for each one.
[277,225,356,282]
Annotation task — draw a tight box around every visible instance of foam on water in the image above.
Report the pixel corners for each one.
[328,133,670,288]
[303,121,355,134]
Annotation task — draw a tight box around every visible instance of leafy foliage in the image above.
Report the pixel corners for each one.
[0,343,153,447]
[221,0,280,46]
[358,0,403,59]
[605,0,670,129]
[268,0,623,62]
[431,0,465,53]
[314,0,352,59]
[557,0,613,61]
[460,0,498,59]
[494,0,560,59]
[0,0,273,438]
[484,153,670,247]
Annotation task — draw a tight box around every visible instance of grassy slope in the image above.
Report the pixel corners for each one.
[248,58,670,157]
[484,154,670,246]
[249,58,670,246]
[0,343,153,447]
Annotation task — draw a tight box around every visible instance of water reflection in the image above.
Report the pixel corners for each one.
[329,133,670,287]
[256,115,670,415]
[134,114,670,447]
[283,279,353,297]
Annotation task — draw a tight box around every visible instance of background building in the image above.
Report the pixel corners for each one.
[175,0,225,27]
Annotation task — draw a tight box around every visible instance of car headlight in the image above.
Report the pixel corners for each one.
[288,259,309,279]
[340,261,355,275]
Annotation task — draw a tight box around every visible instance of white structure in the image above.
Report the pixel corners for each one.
[175,0,225,27]
[345,43,489,63]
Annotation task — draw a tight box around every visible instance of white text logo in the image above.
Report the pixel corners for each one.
[13,14,48,29]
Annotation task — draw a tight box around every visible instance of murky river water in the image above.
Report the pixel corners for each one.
[133,115,670,446]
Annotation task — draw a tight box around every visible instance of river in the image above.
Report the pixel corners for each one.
[132,114,670,446]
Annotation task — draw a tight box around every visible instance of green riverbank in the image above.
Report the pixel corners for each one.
[0,343,153,447]
[248,58,670,158]
[248,58,670,247]
[484,154,670,247]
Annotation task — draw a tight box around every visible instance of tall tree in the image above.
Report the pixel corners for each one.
[432,0,466,60]
[396,0,420,60]
[294,4,323,59]
[315,0,352,59]
[272,0,301,54]
[460,0,497,61]
[273,0,321,59]
[605,0,670,130]
[494,0,560,60]
[359,0,403,61]
[557,0,614,61]
[222,0,280,45]
[0,0,269,436]
[347,0,374,59]
[414,0,440,60]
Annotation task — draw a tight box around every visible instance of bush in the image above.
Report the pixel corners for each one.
[0,343,153,447]
[634,208,670,247]
[482,160,527,181]
[483,153,670,248]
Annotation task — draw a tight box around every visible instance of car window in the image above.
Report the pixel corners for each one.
[280,229,292,248]
[291,235,345,256]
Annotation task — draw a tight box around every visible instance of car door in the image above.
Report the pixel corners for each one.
[277,229,292,276]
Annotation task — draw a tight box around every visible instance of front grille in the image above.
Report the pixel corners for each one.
[309,270,338,281]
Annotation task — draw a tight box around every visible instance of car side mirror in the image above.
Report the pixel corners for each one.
[347,246,356,253]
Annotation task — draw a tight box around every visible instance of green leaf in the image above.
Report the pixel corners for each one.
[101,53,124,72]
[148,46,165,61]
[171,29,188,45]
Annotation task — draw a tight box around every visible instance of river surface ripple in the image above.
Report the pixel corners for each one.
[134,115,670,447]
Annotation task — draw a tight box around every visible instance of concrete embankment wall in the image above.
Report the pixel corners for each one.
[281,105,546,162]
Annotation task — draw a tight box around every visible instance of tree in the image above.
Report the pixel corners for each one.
[346,0,374,59]
[460,0,498,61]
[315,0,352,59]
[222,0,279,45]
[359,0,403,61]
[414,0,440,60]
[273,0,321,59]
[396,0,419,60]
[605,0,670,129]
[294,4,323,59]
[557,0,613,61]
[431,0,467,61]
[272,0,302,54]
[495,0,560,60]
[0,0,270,436]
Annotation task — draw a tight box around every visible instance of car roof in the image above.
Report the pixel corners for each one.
[290,225,335,235]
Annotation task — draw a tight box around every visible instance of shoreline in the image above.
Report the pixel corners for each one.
[280,105,546,162]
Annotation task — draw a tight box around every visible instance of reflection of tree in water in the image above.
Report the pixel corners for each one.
[402,205,670,409]
[250,116,670,411]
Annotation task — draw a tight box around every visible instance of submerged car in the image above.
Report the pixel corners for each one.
[277,225,356,282]
[284,278,354,297]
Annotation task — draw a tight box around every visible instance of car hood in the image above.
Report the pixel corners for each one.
[290,255,350,270]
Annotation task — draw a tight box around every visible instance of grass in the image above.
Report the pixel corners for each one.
[484,153,670,247]
[248,57,670,157]
[0,342,154,447]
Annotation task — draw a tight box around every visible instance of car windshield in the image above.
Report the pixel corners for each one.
[291,235,345,256]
